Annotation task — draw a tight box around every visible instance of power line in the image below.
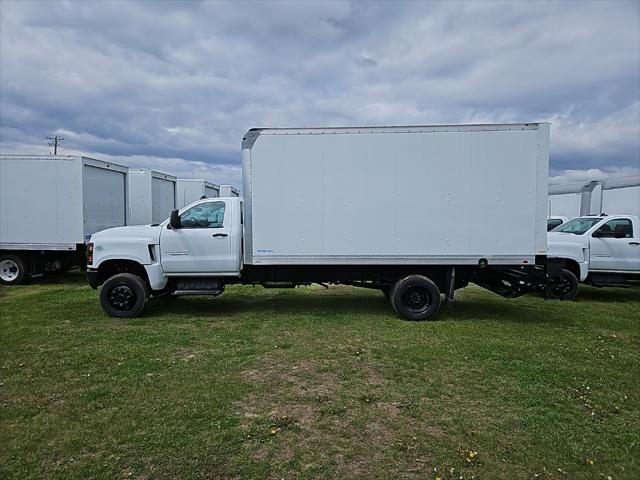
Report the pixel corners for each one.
[46,135,64,155]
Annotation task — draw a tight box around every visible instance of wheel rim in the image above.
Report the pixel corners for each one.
[551,276,573,297]
[108,283,137,311]
[401,285,432,314]
[0,259,19,282]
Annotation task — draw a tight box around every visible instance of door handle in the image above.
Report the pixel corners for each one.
[629,241,640,246]
[212,233,228,238]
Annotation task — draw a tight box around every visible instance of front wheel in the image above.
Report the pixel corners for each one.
[0,254,27,285]
[548,268,579,300]
[100,273,149,317]
[390,275,442,321]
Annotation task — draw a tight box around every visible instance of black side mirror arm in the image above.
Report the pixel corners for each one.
[169,210,182,229]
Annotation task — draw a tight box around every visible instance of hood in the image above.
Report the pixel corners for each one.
[90,224,163,243]
[547,231,589,260]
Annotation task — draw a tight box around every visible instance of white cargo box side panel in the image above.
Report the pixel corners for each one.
[245,124,549,265]
[0,156,84,247]
[220,184,239,197]
[602,186,640,217]
[82,161,127,237]
[205,181,219,198]
[127,170,153,225]
[151,175,176,223]
[176,179,205,208]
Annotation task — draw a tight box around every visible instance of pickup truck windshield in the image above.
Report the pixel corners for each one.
[554,217,603,235]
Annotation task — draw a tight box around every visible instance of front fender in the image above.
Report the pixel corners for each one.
[92,237,154,268]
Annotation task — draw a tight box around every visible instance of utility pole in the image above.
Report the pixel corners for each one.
[46,135,64,155]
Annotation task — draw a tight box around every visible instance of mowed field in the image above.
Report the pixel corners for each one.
[1,273,639,480]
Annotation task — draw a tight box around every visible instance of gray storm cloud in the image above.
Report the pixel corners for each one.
[1,0,638,186]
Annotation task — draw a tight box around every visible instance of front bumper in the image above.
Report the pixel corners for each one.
[86,269,98,289]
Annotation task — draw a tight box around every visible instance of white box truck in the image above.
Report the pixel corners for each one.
[86,123,574,321]
[176,179,219,208]
[0,155,128,284]
[219,184,240,197]
[127,169,177,225]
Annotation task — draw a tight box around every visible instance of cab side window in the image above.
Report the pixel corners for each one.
[595,219,633,238]
[547,219,563,231]
[179,201,225,228]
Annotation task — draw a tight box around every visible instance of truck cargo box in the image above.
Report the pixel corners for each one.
[176,179,219,208]
[241,123,549,266]
[219,184,240,197]
[127,169,177,225]
[0,155,128,250]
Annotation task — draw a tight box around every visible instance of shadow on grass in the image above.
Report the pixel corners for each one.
[138,288,579,327]
[27,270,87,287]
[143,292,394,321]
[574,284,640,304]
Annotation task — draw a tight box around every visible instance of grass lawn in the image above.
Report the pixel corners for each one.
[1,273,639,479]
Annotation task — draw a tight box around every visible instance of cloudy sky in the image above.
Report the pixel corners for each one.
[1,0,639,187]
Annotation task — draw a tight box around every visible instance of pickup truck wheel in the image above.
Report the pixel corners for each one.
[0,254,27,285]
[549,268,579,300]
[100,273,149,317]
[390,275,441,321]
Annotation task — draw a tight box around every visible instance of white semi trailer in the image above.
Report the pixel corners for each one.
[176,179,219,208]
[86,123,575,321]
[127,169,177,225]
[0,155,128,284]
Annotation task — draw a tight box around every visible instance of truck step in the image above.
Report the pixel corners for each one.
[173,290,224,296]
[173,278,224,295]
[588,274,632,288]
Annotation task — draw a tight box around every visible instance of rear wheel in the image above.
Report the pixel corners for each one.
[390,275,441,321]
[100,273,149,317]
[548,268,579,300]
[0,254,27,285]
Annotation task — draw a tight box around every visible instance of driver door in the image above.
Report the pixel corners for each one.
[589,218,640,272]
[160,200,233,274]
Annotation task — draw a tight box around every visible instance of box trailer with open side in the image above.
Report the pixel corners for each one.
[0,155,128,284]
[86,123,576,320]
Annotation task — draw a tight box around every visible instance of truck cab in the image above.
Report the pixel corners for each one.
[86,197,242,315]
[548,215,640,287]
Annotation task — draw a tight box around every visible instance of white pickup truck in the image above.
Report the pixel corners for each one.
[548,215,640,288]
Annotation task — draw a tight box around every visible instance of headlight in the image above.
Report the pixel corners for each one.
[86,242,94,266]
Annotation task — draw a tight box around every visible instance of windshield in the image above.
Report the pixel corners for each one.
[553,217,603,235]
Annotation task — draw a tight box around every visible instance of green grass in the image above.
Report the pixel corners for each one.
[1,273,639,479]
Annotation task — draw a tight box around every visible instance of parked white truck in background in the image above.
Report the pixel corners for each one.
[86,123,579,321]
[548,215,640,288]
[0,155,129,285]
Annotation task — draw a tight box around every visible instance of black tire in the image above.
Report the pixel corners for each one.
[100,273,149,317]
[390,275,442,321]
[548,268,579,300]
[0,254,27,285]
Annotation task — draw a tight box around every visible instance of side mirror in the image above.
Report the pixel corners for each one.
[169,209,182,229]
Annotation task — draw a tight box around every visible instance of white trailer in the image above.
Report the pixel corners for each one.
[127,169,177,225]
[88,123,573,321]
[175,179,219,208]
[219,184,240,197]
[0,155,128,284]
